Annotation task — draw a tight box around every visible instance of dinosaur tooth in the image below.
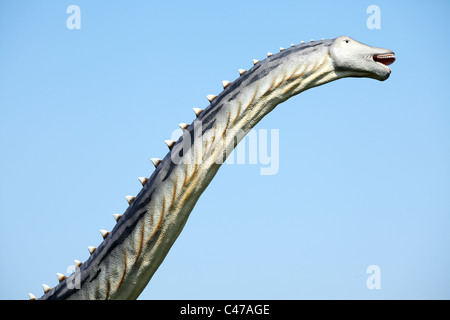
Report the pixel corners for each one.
[56,273,66,283]
[222,80,231,88]
[88,246,96,255]
[252,59,259,65]
[267,52,273,57]
[74,260,82,268]
[238,69,246,76]
[150,158,162,168]
[42,284,51,294]
[279,47,285,51]
[138,177,149,186]
[310,39,314,42]
[125,195,136,204]
[193,107,204,116]
[291,43,295,47]
[206,95,216,102]
[164,140,175,150]
[28,293,36,300]
[100,229,110,239]
[178,123,189,130]
[113,214,122,222]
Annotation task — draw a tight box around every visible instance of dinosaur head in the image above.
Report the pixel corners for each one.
[329,36,395,81]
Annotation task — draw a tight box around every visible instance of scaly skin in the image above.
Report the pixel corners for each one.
[34,36,395,300]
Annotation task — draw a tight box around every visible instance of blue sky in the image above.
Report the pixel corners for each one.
[1,0,449,300]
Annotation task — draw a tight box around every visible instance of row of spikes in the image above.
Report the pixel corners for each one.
[28,129,186,299]
[28,39,326,299]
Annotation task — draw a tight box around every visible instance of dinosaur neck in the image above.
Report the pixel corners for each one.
[39,40,339,300]
[197,47,337,155]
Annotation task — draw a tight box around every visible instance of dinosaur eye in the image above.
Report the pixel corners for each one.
[344,39,350,44]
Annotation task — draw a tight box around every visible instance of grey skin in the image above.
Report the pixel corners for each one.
[34,36,395,300]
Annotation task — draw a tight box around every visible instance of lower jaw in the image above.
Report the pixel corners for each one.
[375,62,391,73]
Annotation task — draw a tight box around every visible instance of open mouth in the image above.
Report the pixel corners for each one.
[373,53,396,70]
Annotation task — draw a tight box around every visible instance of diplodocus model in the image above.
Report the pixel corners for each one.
[31,36,395,300]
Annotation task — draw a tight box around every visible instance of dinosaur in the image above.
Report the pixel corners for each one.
[30,36,395,300]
